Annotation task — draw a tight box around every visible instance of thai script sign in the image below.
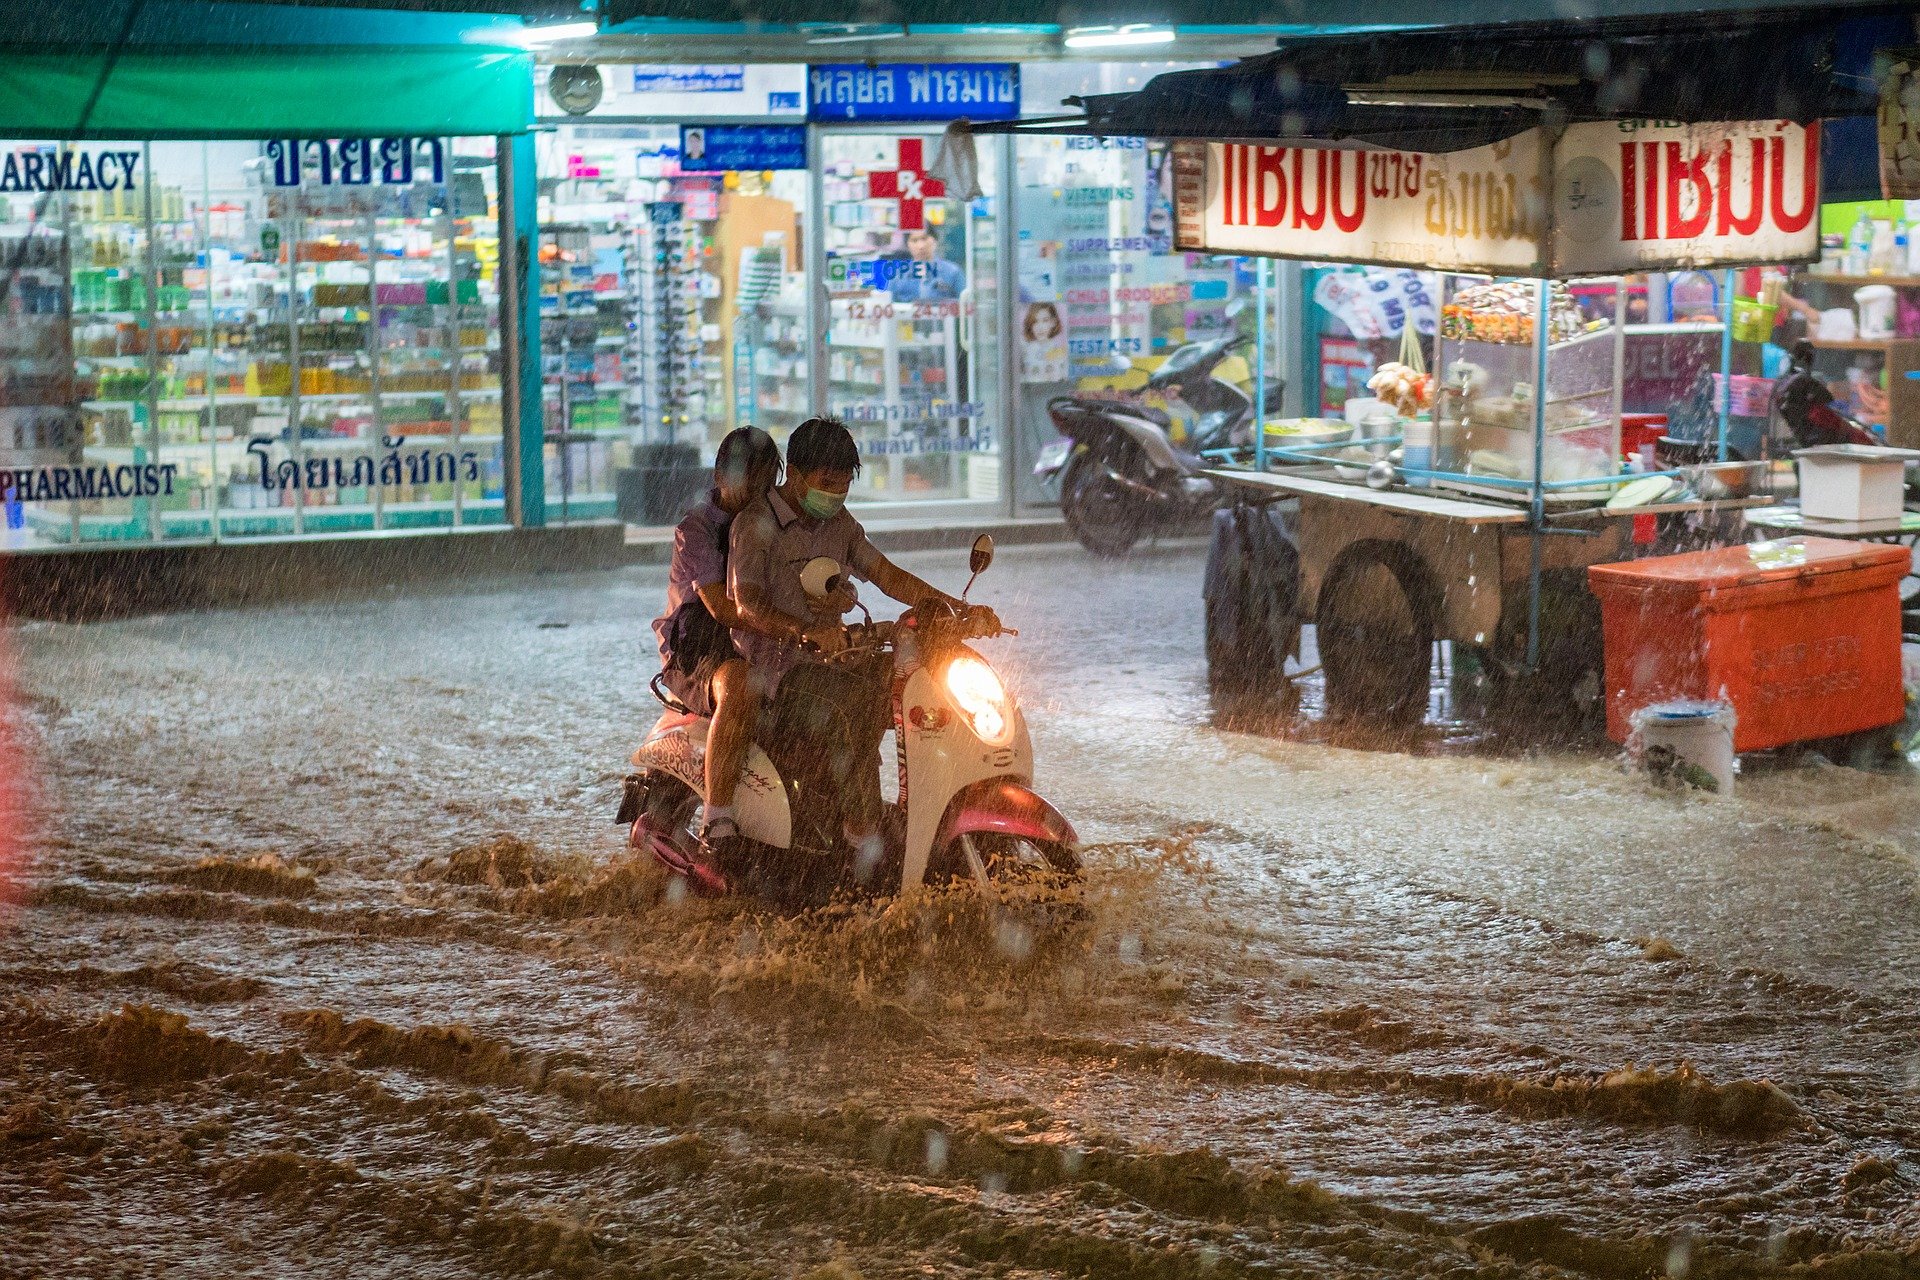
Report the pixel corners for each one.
[678,125,807,172]
[0,147,139,193]
[1879,50,1920,198]
[807,63,1019,122]
[264,138,446,189]
[246,436,480,492]
[633,65,744,94]
[1172,120,1819,276]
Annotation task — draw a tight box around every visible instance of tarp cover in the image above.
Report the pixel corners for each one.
[1055,10,1902,153]
[0,47,533,139]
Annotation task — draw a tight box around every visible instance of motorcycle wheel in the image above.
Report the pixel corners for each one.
[1060,440,1152,557]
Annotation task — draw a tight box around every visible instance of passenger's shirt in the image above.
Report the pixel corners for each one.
[728,487,885,680]
[651,491,730,668]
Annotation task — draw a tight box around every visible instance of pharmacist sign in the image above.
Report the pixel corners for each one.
[1172,120,1820,276]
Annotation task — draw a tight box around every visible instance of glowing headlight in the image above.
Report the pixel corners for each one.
[943,654,1013,746]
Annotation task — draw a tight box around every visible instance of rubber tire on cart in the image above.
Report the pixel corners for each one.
[1314,540,1439,730]
[1203,502,1300,714]
[1061,437,1153,558]
[1484,569,1606,740]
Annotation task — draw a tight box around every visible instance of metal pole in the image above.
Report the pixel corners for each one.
[444,144,463,528]
[497,131,543,528]
[995,130,1017,519]
[806,124,828,419]
[1254,258,1268,471]
[140,141,160,542]
[1527,276,1549,671]
[1717,268,1734,462]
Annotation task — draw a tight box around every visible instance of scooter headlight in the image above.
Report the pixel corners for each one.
[943,654,1013,746]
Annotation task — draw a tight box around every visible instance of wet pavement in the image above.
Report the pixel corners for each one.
[5,539,1920,1279]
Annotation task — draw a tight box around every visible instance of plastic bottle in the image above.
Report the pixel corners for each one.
[1870,219,1897,275]
[1847,208,1874,276]
[1896,220,1911,277]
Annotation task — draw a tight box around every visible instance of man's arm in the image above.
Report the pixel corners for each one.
[863,548,960,611]
[733,580,847,654]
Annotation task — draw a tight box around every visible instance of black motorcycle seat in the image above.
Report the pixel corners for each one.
[1054,395,1171,429]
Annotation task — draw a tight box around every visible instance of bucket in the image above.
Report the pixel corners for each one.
[1730,298,1777,344]
[1630,700,1737,795]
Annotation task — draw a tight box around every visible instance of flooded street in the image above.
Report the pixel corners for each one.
[7,539,1920,1279]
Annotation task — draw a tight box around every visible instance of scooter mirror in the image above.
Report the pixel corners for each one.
[969,534,995,575]
[800,556,844,600]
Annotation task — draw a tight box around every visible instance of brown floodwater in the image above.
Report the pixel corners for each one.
[5,542,1920,1279]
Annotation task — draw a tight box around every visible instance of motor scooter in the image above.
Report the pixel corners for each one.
[617,536,1079,902]
[1034,328,1283,557]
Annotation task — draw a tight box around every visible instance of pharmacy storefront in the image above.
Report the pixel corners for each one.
[535,57,1278,523]
[0,45,535,549]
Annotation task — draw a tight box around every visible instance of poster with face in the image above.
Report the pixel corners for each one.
[1019,302,1069,382]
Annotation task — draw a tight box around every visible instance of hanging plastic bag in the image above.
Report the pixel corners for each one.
[930,122,984,202]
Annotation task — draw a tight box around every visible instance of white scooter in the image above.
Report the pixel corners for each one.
[618,535,1079,901]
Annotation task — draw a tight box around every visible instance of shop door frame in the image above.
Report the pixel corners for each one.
[809,122,1016,522]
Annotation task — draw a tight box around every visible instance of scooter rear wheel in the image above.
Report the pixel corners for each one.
[1061,441,1151,557]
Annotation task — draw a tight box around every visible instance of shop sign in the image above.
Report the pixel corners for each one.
[1880,50,1920,198]
[263,138,446,189]
[678,125,807,172]
[0,463,179,503]
[633,65,745,94]
[0,147,139,193]
[807,63,1019,123]
[245,437,481,492]
[1172,120,1819,276]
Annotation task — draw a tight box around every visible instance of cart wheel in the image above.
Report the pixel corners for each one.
[1486,570,1606,740]
[1314,540,1438,729]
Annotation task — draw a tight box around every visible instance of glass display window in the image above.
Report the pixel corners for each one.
[1012,134,1262,505]
[822,131,1001,507]
[536,124,810,524]
[0,137,504,547]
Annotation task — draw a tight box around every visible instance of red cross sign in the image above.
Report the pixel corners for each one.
[866,137,945,232]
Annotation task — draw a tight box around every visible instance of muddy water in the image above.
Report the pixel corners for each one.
[6,542,1920,1278]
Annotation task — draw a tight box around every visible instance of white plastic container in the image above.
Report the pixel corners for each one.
[1794,444,1920,522]
[1631,701,1737,795]
[1856,284,1897,339]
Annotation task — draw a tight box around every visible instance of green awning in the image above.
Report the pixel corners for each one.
[0,46,532,139]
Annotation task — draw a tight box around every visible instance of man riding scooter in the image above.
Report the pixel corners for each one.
[723,416,991,878]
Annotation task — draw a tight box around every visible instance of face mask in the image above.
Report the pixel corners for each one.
[800,487,845,519]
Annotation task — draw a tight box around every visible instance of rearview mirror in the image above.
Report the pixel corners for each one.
[969,534,995,575]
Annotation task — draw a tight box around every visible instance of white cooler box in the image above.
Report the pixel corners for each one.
[1793,444,1920,522]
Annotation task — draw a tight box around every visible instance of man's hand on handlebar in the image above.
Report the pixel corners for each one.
[802,621,849,656]
[964,604,1004,635]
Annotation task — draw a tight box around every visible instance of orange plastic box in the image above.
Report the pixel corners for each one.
[1587,537,1910,752]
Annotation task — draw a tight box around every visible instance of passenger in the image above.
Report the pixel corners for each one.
[728,416,968,852]
[650,426,786,854]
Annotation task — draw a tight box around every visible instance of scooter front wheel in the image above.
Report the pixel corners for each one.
[937,833,1081,890]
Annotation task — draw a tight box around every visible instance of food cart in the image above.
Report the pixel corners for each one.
[1167,119,1823,729]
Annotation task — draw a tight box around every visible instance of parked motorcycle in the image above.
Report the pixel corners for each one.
[1035,330,1284,557]
[618,536,1080,903]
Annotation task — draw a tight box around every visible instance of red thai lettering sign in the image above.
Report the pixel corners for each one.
[1173,120,1819,277]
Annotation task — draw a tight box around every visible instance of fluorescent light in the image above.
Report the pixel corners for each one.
[514,20,598,45]
[1063,23,1175,49]
[803,24,907,44]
